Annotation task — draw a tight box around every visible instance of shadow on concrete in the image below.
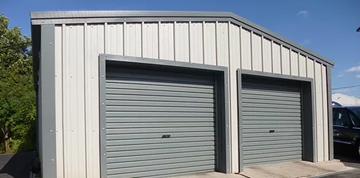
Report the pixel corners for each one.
[0,152,35,178]
[334,143,360,166]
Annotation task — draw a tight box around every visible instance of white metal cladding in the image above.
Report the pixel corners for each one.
[52,18,331,177]
[241,78,302,166]
[105,67,216,178]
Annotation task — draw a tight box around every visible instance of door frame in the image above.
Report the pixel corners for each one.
[237,69,315,172]
[98,54,231,178]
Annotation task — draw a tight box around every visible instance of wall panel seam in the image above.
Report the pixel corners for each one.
[280,44,283,74]
[239,26,242,70]
[297,53,300,77]
[158,21,161,59]
[123,22,126,56]
[271,40,274,73]
[289,49,292,75]
[261,35,264,72]
[61,23,66,177]
[188,21,192,63]
[83,22,88,178]
[250,31,253,70]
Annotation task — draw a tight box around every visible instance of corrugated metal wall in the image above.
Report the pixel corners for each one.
[54,20,330,177]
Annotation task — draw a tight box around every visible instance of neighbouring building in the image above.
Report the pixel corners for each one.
[30,10,334,178]
[332,93,360,106]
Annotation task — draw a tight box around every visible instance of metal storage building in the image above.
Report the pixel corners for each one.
[30,10,335,178]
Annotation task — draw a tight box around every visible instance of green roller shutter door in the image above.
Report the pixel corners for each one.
[105,67,216,178]
[242,77,302,167]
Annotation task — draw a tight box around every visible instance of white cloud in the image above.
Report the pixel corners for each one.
[297,10,309,17]
[346,66,360,72]
[337,74,345,78]
[333,88,352,93]
[300,39,311,45]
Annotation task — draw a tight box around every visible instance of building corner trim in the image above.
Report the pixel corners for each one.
[40,24,57,178]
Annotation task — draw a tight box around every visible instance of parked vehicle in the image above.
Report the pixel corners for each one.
[333,106,360,157]
[332,101,342,107]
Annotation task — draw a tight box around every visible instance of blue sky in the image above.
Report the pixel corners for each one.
[1,0,360,97]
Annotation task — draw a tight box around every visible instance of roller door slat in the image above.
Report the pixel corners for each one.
[243,125,301,129]
[106,117,214,123]
[107,155,214,169]
[242,112,301,117]
[244,151,302,160]
[242,103,301,109]
[107,150,215,163]
[107,112,214,117]
[245,147,302,156]
[107,146,215,157]
[107,141,214,152]
[106,83,214,94]
[108,165,214,178]
[242,116,301,121]
[106,122,214,129]
[243,143,301,151]
[106,132,214,140]
[107,159,215,175]
[243,136,302,142]
[243,132,302,138]
[107,136,214,146]
[242,94,300,102]
[243,139,301,147]
[106,106,214,113]
[242,107,300,113]
[241,99,300,106]
[242,89,300,98]
[242,128,301,133]
[106,79,214,90]
[244,155,301,165]
[242,120,301,125]
[106,127,214,134]
[106,94,214,103]
[107,100,214,108]
[106,89,214,98]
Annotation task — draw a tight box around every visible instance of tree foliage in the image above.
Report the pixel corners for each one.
[0,13,35,153]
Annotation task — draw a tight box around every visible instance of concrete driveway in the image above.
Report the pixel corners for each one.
[320,144,360,178]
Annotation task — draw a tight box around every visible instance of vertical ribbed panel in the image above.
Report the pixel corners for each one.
[106,23,123,55]
[217,22,229,67]
[252,33,262,71]
[315,62,324,162]
[159,23,174,60]
[175,22,190,62]
[262,38,272,73]
[299,55,307,77]
[204,22,216,65]
[291,51,299,76]
[306,58,314,78]
[242,78,302,166]
[54,26,64,178]
[229,23,240,173]
[322,65,329,160]
[124,23,141,57]
[272,42,281,74]
[85,24,103,178]
[143,23,159,59]
[241,28,251,70]
[281,46,290,75]
[63,25,86,178]
[190,22,204,64]
[105,68,216,177]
